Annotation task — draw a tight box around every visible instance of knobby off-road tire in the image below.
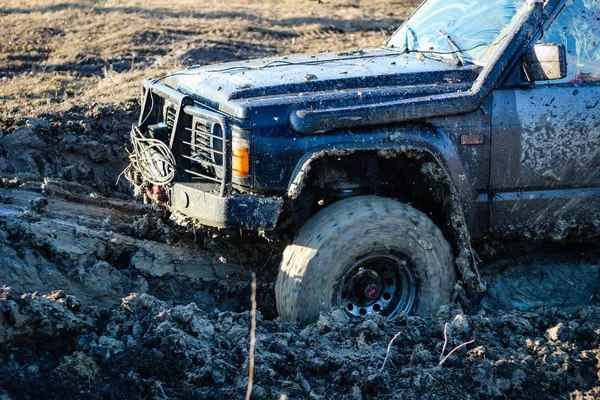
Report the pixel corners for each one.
[275,195,456,325]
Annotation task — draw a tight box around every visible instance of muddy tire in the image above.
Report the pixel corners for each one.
[275,195,456,325]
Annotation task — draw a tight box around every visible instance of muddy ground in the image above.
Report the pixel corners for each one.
[1,0,600,399]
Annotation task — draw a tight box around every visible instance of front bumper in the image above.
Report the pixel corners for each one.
[168,182,283,230]
[128,80,283,231]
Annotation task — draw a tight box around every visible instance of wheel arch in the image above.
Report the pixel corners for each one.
[285,128,486,292]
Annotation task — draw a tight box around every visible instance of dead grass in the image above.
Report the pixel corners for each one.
[0,0,419,119]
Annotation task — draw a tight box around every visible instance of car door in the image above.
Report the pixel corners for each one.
[490,0,600,237]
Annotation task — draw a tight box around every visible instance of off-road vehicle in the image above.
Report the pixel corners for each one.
[124,0,600,324]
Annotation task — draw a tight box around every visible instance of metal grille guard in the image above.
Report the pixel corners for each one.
[135,79,232,196]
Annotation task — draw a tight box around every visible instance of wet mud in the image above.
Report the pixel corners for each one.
[1,120,599,399]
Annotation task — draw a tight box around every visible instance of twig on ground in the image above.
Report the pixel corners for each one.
[438,322,475,366]
[9,364,28,378]
[157,381,169,400]
[378,331,402,374]
[438,340,475,366]
[439,323,448,363]
[245,273,258,400]
[261,244,277,270]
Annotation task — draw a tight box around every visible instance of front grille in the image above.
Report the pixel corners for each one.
[165,104,177,128]
[181,116,225,183]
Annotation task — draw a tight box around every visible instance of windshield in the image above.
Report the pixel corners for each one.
[386,0,528,65]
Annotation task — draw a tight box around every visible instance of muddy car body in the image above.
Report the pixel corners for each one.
[126,0,600,324]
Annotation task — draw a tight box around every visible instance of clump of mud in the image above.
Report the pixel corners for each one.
[3,286,600,399]
[0,104,137,197]
[0,289,90,344]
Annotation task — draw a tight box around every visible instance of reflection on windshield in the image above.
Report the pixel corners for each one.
[387,0,527,65]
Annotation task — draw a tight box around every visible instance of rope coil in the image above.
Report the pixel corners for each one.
[123,126,176,186]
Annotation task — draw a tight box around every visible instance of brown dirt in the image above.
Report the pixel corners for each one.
[1,1,600,399]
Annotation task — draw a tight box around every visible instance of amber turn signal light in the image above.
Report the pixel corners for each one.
[232,137,250,178]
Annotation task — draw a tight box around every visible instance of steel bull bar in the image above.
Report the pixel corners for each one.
[137,79,283,231]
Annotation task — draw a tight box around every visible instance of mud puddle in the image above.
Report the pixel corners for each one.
[480,245,600,313]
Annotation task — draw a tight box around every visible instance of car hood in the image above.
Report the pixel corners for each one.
[165,47,480,119]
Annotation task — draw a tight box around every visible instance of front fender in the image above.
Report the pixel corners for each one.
[287,124,474,215]
[285,123,486,292]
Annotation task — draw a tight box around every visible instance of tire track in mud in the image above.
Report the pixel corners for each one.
[479,244,600,313]
[0,186,277,315]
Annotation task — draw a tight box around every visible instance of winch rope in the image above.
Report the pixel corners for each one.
[124,126,176,186]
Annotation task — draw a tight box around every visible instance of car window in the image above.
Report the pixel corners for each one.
[537,0,600,84]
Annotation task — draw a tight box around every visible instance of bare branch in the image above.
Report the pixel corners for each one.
[379,331,402,374]
[439,322,448,362]
[438,340,475,366]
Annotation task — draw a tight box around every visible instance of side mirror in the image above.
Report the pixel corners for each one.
[521,43,567,82]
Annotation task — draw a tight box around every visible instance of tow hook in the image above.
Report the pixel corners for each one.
[145,185,168,205]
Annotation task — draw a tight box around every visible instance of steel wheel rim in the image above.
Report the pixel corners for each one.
[337,253,418,319]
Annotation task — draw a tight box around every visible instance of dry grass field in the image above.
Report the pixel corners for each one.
[0,0,418,120]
